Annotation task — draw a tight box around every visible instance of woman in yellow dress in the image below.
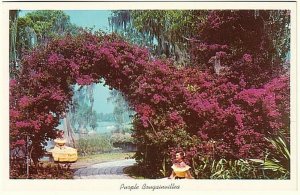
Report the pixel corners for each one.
[169,152,194,179]
[50,130,78,162]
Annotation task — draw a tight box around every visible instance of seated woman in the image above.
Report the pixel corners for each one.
[50,130,78,162]
[169,151,194,179]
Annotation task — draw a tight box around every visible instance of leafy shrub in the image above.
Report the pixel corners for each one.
[192,158,260,179]
[77,134,113,156]
[110,132,134,144]
[10,162,73,179]
[250,133,290,179]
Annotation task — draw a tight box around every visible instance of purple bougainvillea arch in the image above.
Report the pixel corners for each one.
[10,32,289,164]
[10,32,152,159]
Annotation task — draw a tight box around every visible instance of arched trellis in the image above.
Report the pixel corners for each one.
[10,32,189,163]
[10,31,289,178]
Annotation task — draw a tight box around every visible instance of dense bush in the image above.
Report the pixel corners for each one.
[77,134,113,156]
[110,133,134,144]
[10,162,73,179]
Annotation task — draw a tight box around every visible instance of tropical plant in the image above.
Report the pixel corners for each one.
[192,158,260,179]
[159,156,168,177]
[250,133,290,179]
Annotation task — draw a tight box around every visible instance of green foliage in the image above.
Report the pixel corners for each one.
[159,157,168,177]
[267,134,290,164]
[9,10,19,77]
[110,10,207,65]
[183,134,290,180]
[16,11,78,53]
[132,10,204,46]
[19,10,78,41]
[10,162,73,179]
[192,158,260,179]
[262,10,290,63]
[110,133,134,144]
[10,10,79,78]
[109,11,155,49]
[250,134,290,179]
[77,134,113,156]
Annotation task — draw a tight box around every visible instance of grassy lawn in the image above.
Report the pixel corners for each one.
[70,152,135,169]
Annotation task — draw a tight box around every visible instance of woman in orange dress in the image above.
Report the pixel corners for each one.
[169,152,194,179]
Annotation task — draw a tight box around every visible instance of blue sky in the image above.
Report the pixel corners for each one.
[20,10,115,114]
[64,10,111,33]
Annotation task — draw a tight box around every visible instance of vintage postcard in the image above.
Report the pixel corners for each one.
[0,0,298,194]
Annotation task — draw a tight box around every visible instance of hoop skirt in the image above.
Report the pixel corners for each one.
[49,139,78,162]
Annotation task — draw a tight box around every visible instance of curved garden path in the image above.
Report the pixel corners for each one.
[73,159,136,179]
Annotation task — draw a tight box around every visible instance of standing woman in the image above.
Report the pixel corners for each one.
[169,152,194,179]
